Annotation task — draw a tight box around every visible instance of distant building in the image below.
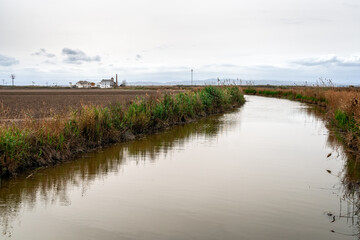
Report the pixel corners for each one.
[99,77,115,88]
[75,80,93,88]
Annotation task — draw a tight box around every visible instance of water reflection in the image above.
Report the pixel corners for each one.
[123,115,230,162]
[0,111,238,237]
[299,103,360,237]
[336,150,360,238]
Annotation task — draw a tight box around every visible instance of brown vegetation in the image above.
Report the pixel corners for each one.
[0,88,184,120]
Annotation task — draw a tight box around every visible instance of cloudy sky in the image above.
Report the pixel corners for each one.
[0,0,359,85]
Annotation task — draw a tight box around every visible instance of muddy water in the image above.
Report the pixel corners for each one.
[0,96,358,240]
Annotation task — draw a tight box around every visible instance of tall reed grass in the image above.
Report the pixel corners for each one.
[0,86,245,177]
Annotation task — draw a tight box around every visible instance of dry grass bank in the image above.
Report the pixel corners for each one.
[0,86,245,177]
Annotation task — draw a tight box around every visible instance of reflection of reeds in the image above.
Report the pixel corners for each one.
[0,86,245,177]
[243,85,360,167]
[301,102,360,236]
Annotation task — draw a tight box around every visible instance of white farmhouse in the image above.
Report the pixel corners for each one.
[99,77,115,88]
[76,80,93,88]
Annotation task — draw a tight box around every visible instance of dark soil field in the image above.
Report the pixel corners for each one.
[0,88,184,120]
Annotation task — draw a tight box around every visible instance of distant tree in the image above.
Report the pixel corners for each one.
[120,80,127,87]
[10,74,15,86]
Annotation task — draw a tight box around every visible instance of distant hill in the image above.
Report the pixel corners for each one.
[128,79,318,86]
[127,79,357,87]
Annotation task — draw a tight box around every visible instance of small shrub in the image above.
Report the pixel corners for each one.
[244,88,257,94]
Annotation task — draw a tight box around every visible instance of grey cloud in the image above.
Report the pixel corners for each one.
[295,56,338,66]
[0,54,19,66]
[62,48,101,64]
[338,62,360,67]
[294,55,360,67]
[135,54,142,61]
[126,54,143,62]
[338,56,360,67]
[31,48,56,58]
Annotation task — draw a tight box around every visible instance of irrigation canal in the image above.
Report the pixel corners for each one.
[0,95,358,239]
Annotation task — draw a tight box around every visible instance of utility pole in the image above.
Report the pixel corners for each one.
[10,74,15,86]
[191,69,193,86]
[2,79,4,86]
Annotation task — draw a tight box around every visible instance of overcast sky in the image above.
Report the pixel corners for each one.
[0,0,360,85]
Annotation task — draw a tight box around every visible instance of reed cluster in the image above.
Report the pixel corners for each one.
[0,86,245,177]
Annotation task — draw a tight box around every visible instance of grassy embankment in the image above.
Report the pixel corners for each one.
[0,86,245,177]
[244,86,360,177]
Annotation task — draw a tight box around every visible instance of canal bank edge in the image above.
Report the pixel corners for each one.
[0,86,245,178]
